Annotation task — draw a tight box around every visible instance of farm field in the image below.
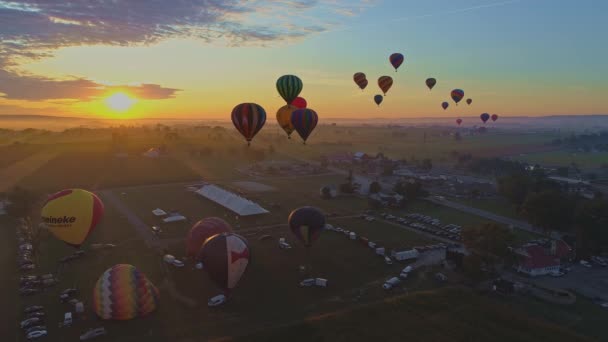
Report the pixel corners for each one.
[513,150,608,169]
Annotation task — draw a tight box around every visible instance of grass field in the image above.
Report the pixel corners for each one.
[514,150,608,169]
[240,287,593,342]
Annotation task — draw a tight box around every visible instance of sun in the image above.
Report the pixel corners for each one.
[105,92,136,112]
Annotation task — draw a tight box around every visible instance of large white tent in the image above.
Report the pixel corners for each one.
[196,184,269,216]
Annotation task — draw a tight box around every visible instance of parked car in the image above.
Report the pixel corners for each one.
[26,330,47,340]
[21,317,42,329]
[299,278,315,287]
[80,327,107,341]
[208,294,226,307]
[20,288,40,296]
[151,226,162,234]
[27,312,45,319]
[383,277,401,290]
[24,306,44,314]
[591,256,607,267]
[25,325,47,335]
[172,259,185,267]
[39,274,54,280]
[60,288,78,302]
[550,271,565,277]
[580,260,592,268]
[21,276,38,282]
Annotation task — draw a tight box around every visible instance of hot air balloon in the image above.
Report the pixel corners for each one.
[353,72,368,90]
[276,104,297,139]
[451,89,464,105]
[186,217,232,259]
[41,189,104,248]
[93,264,159,320]
[389,53,404,71]
[456,118,462,126]
[276,75,303,104]
[291,97,307,109]
[231,103,266,146]
[441,102,449,110]
[491,114,498,122]
[426,78,436,90]
[198,233,250,293]
[374,94,383,106]
[378,76,393,95]
[291,108,318,144]
[466,98,472,105]
[480,113,490,123]
[288,206,326,247]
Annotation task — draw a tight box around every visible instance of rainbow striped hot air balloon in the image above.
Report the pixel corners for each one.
[389,53,404,71]
[288,206,326,247]
[291,108,318,144]
[231,103,266,146]
[93,264,159,320]
[41,189,104,248]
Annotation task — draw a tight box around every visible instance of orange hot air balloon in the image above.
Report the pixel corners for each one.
[276,104,297,139]
[41,189,104,247]
[378,76,393,95]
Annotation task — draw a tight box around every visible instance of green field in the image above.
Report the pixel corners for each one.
[513,150,608,169]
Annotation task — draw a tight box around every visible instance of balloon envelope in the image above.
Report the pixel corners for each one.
[374,95,383,106]
[288,206,326,247]
[451,89,464,104]
[186,217,232,259]
[466,98,472,105]
[353,72,368,90]
[441,102,449,110]
[41,189,104,247]
[389,53,404,71]
[291,97,307,109]
[378,76,393,95]
[276,75,303,104]
[291,108,318,143]
[491,114,498,122]
[199,233,250,291]
[480,113,490,123]
[231,103,266,145]
[456,118,462,125]
[425,78,436,90]
[93,264,159,320]
[276,104,297,138]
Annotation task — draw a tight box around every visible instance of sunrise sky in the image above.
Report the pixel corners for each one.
[0,0,606,119]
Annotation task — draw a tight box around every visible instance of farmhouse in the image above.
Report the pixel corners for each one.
[196,184,269,216]
[514,240,572,277]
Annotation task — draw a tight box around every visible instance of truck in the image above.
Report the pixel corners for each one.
[382,277,401,290]
[63,312,73,327]
[392,249,420,261]
[315,278,328,287]
[375,247,385,256]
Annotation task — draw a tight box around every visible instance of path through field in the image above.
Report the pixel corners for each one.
[0,151,58,192]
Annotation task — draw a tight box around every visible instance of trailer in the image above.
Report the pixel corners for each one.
[392,249,420,261]
[315,278,328,287]
[375,247,385,256]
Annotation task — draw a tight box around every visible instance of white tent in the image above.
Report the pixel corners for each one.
[195,184,269,216]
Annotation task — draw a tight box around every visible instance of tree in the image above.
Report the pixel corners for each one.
[556,167,569,177]
[574,198,608,256]
[462,223,515,267]
[498,172,533,206]
[382,163,395,176]
[462,254,484,280]
[403,181,427,200]
[520,190,576,232]
[339,183,355,194]
[320,186,332,199]
[421,158,432,172]
[369,181,381,194]
[6,187,37,218]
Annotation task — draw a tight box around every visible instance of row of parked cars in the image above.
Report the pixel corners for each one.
[20,273,58,296]
[373,212,463,242]
[20,305,47,340]
[17,219,37,272]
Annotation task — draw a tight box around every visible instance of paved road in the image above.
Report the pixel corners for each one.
[100,190,162,249]
[425,197,547,236]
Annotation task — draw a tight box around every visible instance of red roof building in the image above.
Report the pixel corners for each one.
[514,240,572,276]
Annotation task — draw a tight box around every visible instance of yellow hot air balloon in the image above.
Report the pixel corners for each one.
[41,189,104,247]
[276,104,297,139]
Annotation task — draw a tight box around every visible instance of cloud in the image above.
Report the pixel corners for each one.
[0,70,179,101]
[0,0,373,102]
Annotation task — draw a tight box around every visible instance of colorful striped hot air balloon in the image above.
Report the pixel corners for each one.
[276,75,303,104]
[378,76,393,95]
[451,89,464,105]
[231,103,266,146]
[198,233,250,293]
[41,189,104,248]
[276,104,297,139]
[480,113,490,123]
[93,264,159,320]
[353,72,368,90]
[389,53,404,71]
[291,108,318,144]
[288,206,326,248]
[186,217,232,259]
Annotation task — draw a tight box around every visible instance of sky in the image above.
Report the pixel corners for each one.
[0,0,607,120]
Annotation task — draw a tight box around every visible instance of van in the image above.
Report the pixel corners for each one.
[63,312,73,327]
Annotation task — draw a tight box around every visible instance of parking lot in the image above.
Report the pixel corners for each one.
[362,212,463,243]
[530,263,608,302]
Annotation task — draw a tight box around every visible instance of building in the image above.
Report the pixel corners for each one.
[196,184,269,216]
[514,240,572,277]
